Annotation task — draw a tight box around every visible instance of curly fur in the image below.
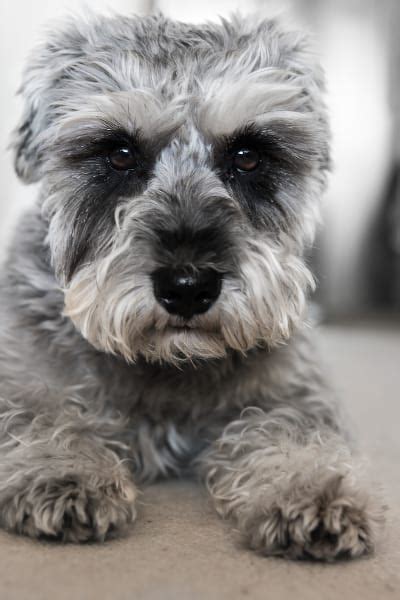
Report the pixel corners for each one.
[202,408,382,560]
[0,10,384,558]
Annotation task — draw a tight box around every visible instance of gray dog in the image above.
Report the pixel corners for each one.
[0,11,382,560]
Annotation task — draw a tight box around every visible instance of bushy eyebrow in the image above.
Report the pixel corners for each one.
[53,124,141,161]
[198,69,309,133]
[49,119,178,170]
[43,89,187,163]
[196,68,329,173]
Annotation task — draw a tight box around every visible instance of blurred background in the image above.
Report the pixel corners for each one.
[1,0,399,319]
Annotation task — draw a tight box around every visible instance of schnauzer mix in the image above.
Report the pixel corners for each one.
[0,12,382,559]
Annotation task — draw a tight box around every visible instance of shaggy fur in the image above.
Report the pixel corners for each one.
[0,11,383,558]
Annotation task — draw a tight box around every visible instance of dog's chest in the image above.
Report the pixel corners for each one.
[127,419,205,482]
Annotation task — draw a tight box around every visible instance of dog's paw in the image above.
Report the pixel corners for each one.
[245,475,383,561]
[1,472,137,542]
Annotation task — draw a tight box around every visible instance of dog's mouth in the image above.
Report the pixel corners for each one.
[165,324,213,336]
[167,321,201,330]
[168,325,194,332]
[163,316,220,335]
[154,318,224,345]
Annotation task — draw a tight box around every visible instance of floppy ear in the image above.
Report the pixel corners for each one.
[11,50,47,183]
[10,17,87,184]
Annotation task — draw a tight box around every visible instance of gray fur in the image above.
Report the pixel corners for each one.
[1,11,383,557]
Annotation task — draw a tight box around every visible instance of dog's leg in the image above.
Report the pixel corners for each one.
[201,406,383,560]
[0,402,137,542]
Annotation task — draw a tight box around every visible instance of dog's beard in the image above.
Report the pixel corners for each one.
[63,237,314,365]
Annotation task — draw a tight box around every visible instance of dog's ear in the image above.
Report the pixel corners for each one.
[10,18,85,183]
[12,74,45,184]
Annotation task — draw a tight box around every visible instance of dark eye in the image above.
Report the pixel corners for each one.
[109,147,136,171]
[232,148,260,172]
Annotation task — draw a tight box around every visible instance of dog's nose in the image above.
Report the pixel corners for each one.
[152,268,222,319]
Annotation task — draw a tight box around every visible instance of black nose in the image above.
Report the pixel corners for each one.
[152,268,222,319]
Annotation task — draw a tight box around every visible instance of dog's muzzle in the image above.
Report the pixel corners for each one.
[152,267,222,320]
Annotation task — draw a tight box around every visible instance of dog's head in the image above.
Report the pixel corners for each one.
[12,12,329,364]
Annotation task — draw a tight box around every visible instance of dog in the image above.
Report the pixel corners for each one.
[0,11,382,559]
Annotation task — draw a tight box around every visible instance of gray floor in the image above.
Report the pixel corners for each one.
[0,321,399,600]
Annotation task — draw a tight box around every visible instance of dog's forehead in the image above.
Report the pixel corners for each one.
[54,15,313,142]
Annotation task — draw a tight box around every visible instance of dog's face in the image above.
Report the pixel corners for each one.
[12,13,329,364]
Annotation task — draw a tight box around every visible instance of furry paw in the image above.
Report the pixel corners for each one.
[245,475,382,561]
[0,472,137,542]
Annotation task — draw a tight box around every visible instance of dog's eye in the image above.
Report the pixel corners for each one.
[109,147,136,171]
[233,148,260,172]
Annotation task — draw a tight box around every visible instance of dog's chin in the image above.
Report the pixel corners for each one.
[138,327,229,365]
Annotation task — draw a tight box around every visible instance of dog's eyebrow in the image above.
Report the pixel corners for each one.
[198,69,313,139]
[53,125,145,164]
[50,90,185,147]
[197,70,328,171]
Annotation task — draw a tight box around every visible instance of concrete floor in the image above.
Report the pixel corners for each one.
[0,321,399,600]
